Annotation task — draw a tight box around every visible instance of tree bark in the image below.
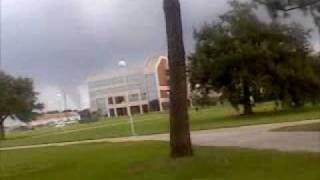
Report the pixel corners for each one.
[243,79,253,115]
[163,0,193,158]
[0,120,5,140]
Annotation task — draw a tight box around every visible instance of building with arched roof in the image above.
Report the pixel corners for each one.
[87,56,170,117]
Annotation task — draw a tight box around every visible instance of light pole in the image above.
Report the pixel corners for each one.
[57,91,67,111]
[57,91,69,122]
[118,60,137,136]
[56,93,63,112]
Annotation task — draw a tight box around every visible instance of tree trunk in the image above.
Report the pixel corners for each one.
[289,88,304,108]
[163,0,193,158]
[243,79,253,115]
[0,120,5,140]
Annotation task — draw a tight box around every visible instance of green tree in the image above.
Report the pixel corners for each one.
[254,0,320,109]
[163,0,193,157]
[189,1,320,114]
[308,53,320,104]
[0,71,41,139]
[191,86,220,108]
[254,0,320,30]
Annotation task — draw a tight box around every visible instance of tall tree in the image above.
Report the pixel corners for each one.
[0,71,41,140]
[254,0,320,29]
[163,0,193,157]
[189,1,320,114]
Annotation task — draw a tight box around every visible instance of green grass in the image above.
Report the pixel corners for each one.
[1,142,320,180]
[274,122,320,132]
[2,103,320,148]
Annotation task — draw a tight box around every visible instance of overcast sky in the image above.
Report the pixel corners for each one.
[1,0,319,110]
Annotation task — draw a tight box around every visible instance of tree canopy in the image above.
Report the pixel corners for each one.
[189,1,320,114]
[254,0,320,30]
[0,71,41,139]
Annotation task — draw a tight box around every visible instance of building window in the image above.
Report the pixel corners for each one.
[96,98,106,112]
[149,99,160,111]
[108,97,114,105]
[112,77,124,85]
[160,90,169,98]
[141,92,147,100]
[128,93,139,102]
[130,106,141,114]
[115,96,126,104]
[116,107,128,116]
[109,108,115,117]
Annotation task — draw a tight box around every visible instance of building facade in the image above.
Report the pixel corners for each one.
[88,56,170,117]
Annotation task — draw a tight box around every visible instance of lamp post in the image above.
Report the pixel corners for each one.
[57,91,67,111]
[57,91,69,122]
[56,93,63,112]
[118,60,137,136]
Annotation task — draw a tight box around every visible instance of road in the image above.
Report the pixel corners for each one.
[1,119,320,152]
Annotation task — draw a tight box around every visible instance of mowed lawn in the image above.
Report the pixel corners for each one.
[2,103,320,148]
[1,142,320,180]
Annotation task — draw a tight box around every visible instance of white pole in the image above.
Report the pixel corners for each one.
[57,93,63,112]
[119,60,136,136]
[63,90,67,111]
[125,74,136,136]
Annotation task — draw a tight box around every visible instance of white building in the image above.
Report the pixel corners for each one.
[4,116,30,132]
[88,56,170,117]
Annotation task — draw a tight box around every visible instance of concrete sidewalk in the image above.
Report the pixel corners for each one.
[1,119,320,152]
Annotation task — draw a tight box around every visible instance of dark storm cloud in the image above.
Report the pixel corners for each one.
[2,0,229,109]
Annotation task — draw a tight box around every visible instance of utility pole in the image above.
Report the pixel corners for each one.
[163,0,193,158]
[63,90,67,111]
[118,60,137,136]
[57,90,68,111]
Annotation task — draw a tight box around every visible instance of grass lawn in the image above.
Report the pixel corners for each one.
[1,142,319,180]
[2,103,320,148]
[274,122,320,132]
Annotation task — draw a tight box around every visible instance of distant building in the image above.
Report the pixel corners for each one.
[4,116,31,132]
[30,112,81,128]
[88,56,170,117]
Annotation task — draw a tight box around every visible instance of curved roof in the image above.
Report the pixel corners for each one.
[87,56,168,82]
[144,56,168,74]
[87,67,143,82]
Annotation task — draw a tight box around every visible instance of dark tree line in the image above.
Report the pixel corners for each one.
[254,0,320,26]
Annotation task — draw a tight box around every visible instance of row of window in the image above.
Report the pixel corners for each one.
[93,90,167,111]
[96,93,148,110]
[89,74,147,89]
[160,90,170,98]
[89,83,146,98]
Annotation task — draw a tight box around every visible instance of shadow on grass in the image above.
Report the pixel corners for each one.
[272,122,320,132]
[233,106,320,120]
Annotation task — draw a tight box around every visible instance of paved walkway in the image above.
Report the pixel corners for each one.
[1,120,320,152]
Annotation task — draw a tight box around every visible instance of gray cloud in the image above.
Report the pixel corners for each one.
[2,0,318,110]
[2,0,229,110]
